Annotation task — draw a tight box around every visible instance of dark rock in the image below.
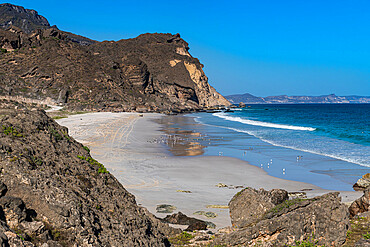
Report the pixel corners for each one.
[0,196,29,226]
[349,189,370,217]
[162,212,208,231]
[0,109,177,246]
[0,3,49,33]
[229,187,288,228]
[238,102,246,108]
[216,191,349,246]
[0,4,230,113]
[355,238,370,246]
[0,182,7,197]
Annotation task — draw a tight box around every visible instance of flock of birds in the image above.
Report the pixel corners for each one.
[148,133,304,175]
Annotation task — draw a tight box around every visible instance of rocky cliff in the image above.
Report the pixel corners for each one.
[0,109,178,246]
[0,3,230,113]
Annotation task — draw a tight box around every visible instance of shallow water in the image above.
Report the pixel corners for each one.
[157,106,370,191]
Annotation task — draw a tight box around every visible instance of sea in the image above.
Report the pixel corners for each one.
[159,104,370,191]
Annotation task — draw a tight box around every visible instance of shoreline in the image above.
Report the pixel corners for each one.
[57,112,362,229]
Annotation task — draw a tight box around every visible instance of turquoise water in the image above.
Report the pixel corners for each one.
[209,104,370,167]
[162,104,370,191]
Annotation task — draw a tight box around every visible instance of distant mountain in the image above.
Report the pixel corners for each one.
[226,93,370,104]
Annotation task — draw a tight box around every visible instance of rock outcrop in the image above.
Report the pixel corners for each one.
[0,3,49,33]
[0,109,178,246]
[0,4,230,113]
[162,212,208,232]
[228,188,288,228]
[353,173,370,191]
[215,188,349,246]
[349,189,370,217]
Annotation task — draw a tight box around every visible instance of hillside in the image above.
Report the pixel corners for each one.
[0,108,178,246]
[0,3,230,113]
[226,93,370,104]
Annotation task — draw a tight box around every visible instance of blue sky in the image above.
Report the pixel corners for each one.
[7,0,370,96]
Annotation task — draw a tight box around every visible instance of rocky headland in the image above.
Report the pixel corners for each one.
[1,3,370,247]
[0,3,230,113]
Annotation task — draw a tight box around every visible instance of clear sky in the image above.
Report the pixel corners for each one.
[7,0,370,96]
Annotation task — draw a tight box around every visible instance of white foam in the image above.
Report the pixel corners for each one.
[226,127,370,167]
[213,112,316,131]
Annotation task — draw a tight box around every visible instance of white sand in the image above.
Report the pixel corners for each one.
[57,112,362,229]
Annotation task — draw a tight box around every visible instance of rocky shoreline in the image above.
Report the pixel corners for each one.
[0,108,369,246]
[0,109,180,246]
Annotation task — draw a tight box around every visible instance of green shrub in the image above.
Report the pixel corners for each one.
[169,231,194,245]
[0,48,7,53]
[363,232,370,239]
[83,146,90,153]
[2,125,23,137]
[77,155,109,174]
[48,127,63,141]
[77,155,86,160]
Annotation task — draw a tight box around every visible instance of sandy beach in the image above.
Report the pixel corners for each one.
[57,112,362,229]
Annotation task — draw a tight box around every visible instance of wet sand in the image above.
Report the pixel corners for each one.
[57,112,362,229]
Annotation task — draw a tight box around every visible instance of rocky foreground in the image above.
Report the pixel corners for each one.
[1,109,370,246]
[0,109,181,246]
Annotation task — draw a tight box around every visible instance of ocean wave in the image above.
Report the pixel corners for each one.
[213,112,316,131]
[194,116,369,167]
[225,127,369,167]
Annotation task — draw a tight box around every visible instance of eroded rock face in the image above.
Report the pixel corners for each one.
[0,4,230,113]
[353,173,370,191]
[229,188,288,228]
[0,109,178,246]
[349,189,370,217]
[217,191,349,246]
[0,3,50,33]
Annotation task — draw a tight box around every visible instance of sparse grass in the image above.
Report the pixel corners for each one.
[52,116,67,120]
[31,156,43,166]
[169,232,194,246]
[83,146,90,153]
[77,155,109,174]
[288,235,323,247]
[48,127,63,141]
[48,110,91,120]
[344,216,370,246]
[363,232,370,239]
[9,156,18,162]
[269,198,307,214]
[2,125,23,137]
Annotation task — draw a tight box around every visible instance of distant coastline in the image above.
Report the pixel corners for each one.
[226,93,370,104]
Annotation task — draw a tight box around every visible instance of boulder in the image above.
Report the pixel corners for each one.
[216,191,349,246]
[238,102,246,108]
[349,189,370,217]
[162,212,207,231]
[353,173,370,191]
[229,188,288,228]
